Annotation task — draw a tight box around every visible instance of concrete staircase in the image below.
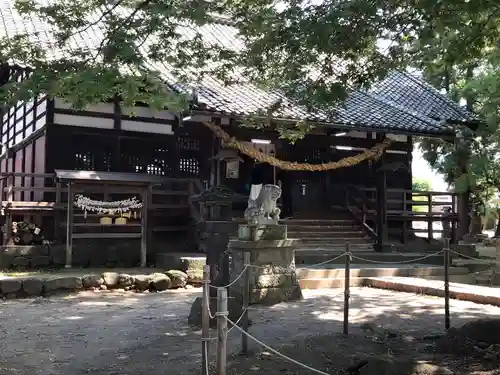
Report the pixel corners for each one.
[296,265,474,289]
[282,215,375,265]
[285,216,374,251]
[282,213,447,266]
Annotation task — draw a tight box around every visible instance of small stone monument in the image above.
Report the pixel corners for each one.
[229,184,302,305]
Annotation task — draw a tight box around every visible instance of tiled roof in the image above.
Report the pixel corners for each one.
[0,2,477,136]
[369,71,476,124]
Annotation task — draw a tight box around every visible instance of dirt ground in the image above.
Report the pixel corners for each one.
[0,287,500,375]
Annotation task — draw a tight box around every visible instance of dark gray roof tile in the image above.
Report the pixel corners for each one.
[0,3,476,136]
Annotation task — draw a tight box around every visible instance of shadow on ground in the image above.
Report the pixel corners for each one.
[0,287,499,375]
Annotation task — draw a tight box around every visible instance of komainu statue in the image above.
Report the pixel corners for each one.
[244,184,282,224]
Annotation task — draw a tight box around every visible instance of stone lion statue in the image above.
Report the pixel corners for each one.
[244,184,282,224]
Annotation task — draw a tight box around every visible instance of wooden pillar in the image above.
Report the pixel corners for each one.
[376,170,387,252]
[140,187,149,267]
[427,192,433,241]
[65,182,73,268]
[54,181,62,242]
[4,173,13,245]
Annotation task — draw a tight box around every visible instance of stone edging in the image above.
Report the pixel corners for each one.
[0,269,201,299]
[364,278,500,307]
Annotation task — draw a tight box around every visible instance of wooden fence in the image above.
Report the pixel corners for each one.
[346,185,458,243]
[0,171,203,245]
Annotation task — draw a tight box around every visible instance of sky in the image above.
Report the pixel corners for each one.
[412,147,448,191]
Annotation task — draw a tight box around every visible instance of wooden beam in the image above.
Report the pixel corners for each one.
[65,182,73,268]
[376,170,387,252]
[140,186,149,267]
[4,173,13,245]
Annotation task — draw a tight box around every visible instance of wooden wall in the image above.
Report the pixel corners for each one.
[216,123,412,215]
[0,66,48,152]
[45,123,213,181]
[0,136,46,202]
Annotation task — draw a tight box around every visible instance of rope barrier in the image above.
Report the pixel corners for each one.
[227,308,249,334]
[202,243,460,375]
[207,300,216,320]
[208,265,248,290]
[301,252,350,268]
[226,317,332,375]
[448,248,493,262]
[203,121,391,171]
[350,250,444,264]
[246,252,349,270]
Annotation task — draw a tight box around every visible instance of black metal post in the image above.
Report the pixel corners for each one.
[444,238,451,330]
[241,252,250,355]
[343,242,351,335]
[376,171,387,252]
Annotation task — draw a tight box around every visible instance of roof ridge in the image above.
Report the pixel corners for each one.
[397,71,474,121]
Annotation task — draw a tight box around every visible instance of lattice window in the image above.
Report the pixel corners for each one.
[178,137,200,151]
[179,158,200,176]
[146,159,166,175]
[102,152,112,172]
[75,151,93,170]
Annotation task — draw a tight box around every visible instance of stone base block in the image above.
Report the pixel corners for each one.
[155,253,206,271]
[238,224,287,241]
[455,243,479,258]
[188,296,251,328]
[250,286,302,305]
[492,273,500,286]
[229,227,302,306]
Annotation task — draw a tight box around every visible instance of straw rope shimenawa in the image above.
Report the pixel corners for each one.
[203,122,392,172]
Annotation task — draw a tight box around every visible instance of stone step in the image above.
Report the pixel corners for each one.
[288,231,369,239]
[298,271,476,289]
[284,220,358,228]
[287,228,365,235]
[296,238,373,245]
[295,251,443,266]
[298,277,365,289]
[452,258,494,273]
[296,266,469,280]
[296,244,374,252]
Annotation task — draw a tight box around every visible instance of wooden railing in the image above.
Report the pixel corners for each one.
[345,185,459,242]
[344,185,378,238]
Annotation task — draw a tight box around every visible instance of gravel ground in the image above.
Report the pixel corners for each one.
[1,287,500,375]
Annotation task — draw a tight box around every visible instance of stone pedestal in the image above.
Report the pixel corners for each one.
[455,241,478,258]
[229,224,302,305]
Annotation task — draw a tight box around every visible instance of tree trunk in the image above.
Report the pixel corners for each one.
[495,217,500,238]
[457,177,471,240]
[456,65,475,241]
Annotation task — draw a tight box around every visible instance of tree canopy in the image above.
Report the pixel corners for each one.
[412,177,432,192]
[1,0,499,122]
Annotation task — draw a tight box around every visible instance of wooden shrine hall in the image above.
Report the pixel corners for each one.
[0,4,480,267]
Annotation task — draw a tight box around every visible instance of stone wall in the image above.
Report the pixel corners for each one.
[0,269,199,299]
[0,239,161,269]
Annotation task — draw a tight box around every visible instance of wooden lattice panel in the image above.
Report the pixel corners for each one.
[177,136,200,151]
[179,158,200,176]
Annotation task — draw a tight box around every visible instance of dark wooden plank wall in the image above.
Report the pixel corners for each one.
[0,64,49,203]
[216,124,412,217]
[45,123,213,180]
